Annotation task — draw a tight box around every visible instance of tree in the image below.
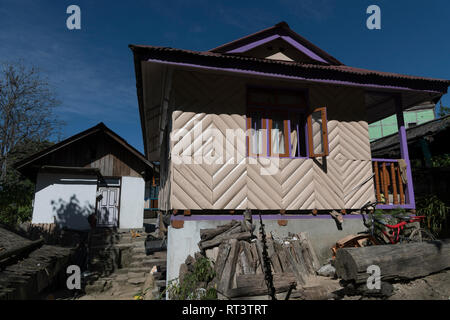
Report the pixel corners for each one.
[0,61,62,181]
[438,100,450,118]
[0,61,63,225]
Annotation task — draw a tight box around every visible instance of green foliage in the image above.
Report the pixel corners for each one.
[438,104,450,117]
[431,154,450,168]
[193,254,216,282]
[372,207,407,225]
[0,179,34,226]
[416,195,449,237]
[0,139,53,226]
[163,256,217,300]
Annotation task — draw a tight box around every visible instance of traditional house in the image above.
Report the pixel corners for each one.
[16,123,154,230]
[129,22,450,276]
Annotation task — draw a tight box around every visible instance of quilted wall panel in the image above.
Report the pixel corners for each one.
[165,70,375,211]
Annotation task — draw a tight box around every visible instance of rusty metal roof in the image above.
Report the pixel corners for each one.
[129,44,450,93]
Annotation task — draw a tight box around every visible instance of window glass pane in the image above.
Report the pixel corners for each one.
[311,110,324,154]
[249,115,265,155]
[290,123,298,157]
[290,114,307,157]
[271,118,285,155]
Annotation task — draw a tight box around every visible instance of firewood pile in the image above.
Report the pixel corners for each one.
[179,219,322,299]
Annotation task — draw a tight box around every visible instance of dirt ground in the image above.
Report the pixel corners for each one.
[337,269,450,300]
[43,269,450,300]
[388,269,450,300]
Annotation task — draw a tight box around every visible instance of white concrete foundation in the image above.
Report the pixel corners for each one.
[166,216,366,283]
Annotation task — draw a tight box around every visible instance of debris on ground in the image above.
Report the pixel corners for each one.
[331,234,377,259]
[183,219,325,299]
[317,264,336,278]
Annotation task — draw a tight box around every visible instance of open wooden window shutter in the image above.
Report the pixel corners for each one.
[307,107,329,157]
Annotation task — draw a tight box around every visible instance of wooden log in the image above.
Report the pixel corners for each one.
[390,163,398,205]
[236,273,297,288]
[335,240,450,284]
[273,242,293,273]
[238,242,255,275]
[217,239,240,294]
[298,232,321,271]
[214,241,232,280]
[284,244,306,285]
[266,239,283,273]
[199,231,251,251]
[199,220,240,241]
[250,242,263,274]
[227,279,296,298]
[373,161,381,202]
[290,241,311,277]
[293,240,315,276]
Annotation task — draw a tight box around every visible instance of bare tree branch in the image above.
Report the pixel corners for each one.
[0,61,63,180]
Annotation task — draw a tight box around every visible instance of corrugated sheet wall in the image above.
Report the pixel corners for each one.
[164,70,375,211]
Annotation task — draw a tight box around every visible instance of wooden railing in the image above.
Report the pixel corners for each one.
[372,159,407,205]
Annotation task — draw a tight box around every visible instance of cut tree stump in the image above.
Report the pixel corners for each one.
[335,239,450,283]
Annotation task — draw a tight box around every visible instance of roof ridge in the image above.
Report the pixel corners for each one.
[128,44,450,84]
[208,22,344,65]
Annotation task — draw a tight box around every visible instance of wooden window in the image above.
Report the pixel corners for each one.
[247,88,309,158]
[307,107,329,157]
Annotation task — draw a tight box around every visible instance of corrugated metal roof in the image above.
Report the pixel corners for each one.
[371,114,450,154]
[129,44,450,93]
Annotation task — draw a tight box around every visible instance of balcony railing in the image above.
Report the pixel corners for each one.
[372,159,414,209]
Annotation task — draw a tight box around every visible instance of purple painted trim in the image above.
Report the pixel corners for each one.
[171,214,365,221]
[372,158,398,163]
[227,35,280,53]
[266,118,270,157]
[395,99,416,209]
[280,35,328,64]
[146,59,442,97]
[304,118,309,157]
[287,120,292,157]
[376,204,415,210]
[226,34,329,64]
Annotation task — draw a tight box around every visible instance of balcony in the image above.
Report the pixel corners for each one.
[372,158,415,210]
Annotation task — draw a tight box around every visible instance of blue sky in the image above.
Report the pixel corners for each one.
[1,0,449,153]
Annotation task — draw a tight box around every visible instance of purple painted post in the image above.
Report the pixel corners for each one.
[287,119,292,156]
[395,95,415,209]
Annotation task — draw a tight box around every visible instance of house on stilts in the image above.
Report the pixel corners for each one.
[129,22,450,279]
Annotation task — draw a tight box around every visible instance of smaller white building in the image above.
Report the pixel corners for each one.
[16,123,154,230]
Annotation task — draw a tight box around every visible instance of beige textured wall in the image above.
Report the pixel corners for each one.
[164,70,375,211]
